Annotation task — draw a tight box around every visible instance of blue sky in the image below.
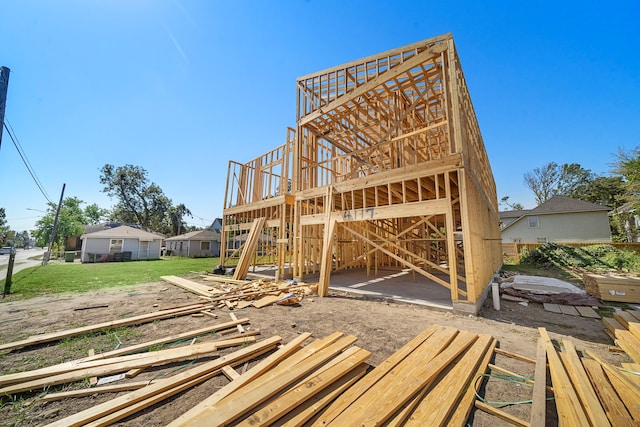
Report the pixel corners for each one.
[1,0,639,232]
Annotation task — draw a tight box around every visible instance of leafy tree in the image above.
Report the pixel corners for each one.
[524,162,561,205]
[31,197,87,248]
[0,207,8,245]
[569,176,627,208]
[84,203,110,225]
[168,203,192,236]
[100,164,190,235]
[499,196,524,211]
[524,162,594,205]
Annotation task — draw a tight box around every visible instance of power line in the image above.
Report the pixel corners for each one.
[3,119,53,204]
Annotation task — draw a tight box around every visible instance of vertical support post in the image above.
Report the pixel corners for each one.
[0,66,10,152]
[43,183,66,265]
[445,172,459,302]
[2,249,15,296]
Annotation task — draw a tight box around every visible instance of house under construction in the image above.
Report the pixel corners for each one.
[221,33,502,313]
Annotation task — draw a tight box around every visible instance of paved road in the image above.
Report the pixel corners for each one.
[0,248,47,281]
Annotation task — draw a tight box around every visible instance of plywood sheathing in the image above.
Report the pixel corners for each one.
[221,33,502,307]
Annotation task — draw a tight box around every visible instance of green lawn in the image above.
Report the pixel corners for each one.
[1,257,220,301]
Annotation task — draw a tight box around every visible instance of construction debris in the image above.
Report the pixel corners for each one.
[161,275,316,309]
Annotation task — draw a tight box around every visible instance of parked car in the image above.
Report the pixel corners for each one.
[0,246,14,255]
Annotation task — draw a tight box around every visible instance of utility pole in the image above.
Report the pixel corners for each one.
[0,66,10,152]
[42,183,66,265]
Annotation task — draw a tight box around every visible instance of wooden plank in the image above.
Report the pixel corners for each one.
[530,338,547,427]
[278,364,368,427]
[560,340,611,426]
[44,336,282,427]
[614,330,640,363]
[160,275,216,297]
[602,317,625,335]
[585,349,640,403]
[629,321,640,340]
[582,358,635,426]
[447,337,498,427]
[621,363,640,387]
[559,305,580,316]
[626,310,640,322]
[404,334,494,426]
[474,400,530,427]
[79,318,249,362]
[327,330,477,425]
[167,332,327,427]
[0,340,223,395]
[543,303,562,314]
[236,348,371,426]
[494,348,536,364]
[313,325,441,425]
[41,381,152,401]
[189,335,359,426]
[601,365,640,420]
[575,305,600,318]
[0,335,253,387]
[251,293,283,308]
[233,217,267,280]
[0,304,206,353]
[538,328,590,425]
[221,365,241,381]
[614,310,638,329]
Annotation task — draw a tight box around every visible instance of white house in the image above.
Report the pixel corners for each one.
[166,229,221,257]
[80,225,164,262]
[500,196,612,243]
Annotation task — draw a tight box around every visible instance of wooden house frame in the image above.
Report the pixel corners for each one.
[221,33,502,311]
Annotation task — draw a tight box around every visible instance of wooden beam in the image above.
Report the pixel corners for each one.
[44,337,282,427]
[538,328,589,425]
[474,400,530,427]
[530,339,548,426]
[233,217,266,280]
[561,340,611,426]
[0,304,207,353]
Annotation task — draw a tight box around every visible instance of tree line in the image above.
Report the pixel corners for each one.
[1,164,196,249]
[501,147,640,242]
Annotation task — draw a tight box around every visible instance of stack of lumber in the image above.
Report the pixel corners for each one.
[584,273,640,303]
[161,275,317,309]
[602,309,640,364]
[539,327,640,426]
[167,325,495,426]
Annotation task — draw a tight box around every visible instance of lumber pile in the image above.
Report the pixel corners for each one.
[161,275,317,309]
[602,309,640,364]
[539,327,640,426]
[168,325,496,426]
[584,273,640,303]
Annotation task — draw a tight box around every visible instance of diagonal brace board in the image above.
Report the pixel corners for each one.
[233,217,266,280]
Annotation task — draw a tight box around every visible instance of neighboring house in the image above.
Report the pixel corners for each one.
[209,218,223,233]
[80,225,164,262]
[500,196,611,243]
[166,229,221,257]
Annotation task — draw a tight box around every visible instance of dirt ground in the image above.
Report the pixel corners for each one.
[0,276,629,426]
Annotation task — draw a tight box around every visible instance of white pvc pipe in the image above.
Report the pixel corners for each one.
[492,282,500,311]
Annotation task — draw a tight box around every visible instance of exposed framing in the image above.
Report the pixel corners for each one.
[221,33,501,305]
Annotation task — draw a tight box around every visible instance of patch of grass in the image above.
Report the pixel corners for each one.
[0,257,219,302]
